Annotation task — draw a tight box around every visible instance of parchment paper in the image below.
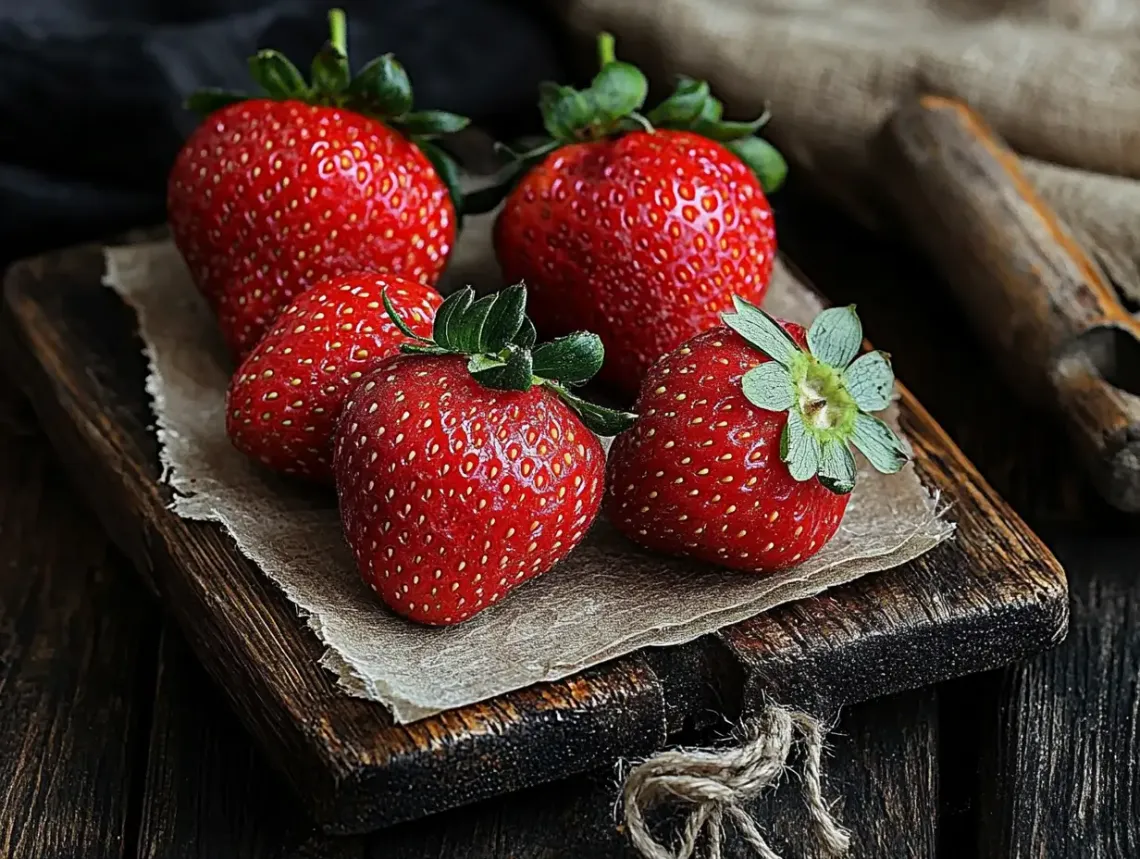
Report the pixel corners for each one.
[103,209,953,723]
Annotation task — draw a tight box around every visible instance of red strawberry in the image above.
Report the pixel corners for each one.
[226,272,441,483]
[476,32,786,398]
[606,299,909,572]
[333,283,635,625]
[168,8,467,358]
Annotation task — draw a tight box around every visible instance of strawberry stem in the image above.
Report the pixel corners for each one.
[381,284,637,436]
[597,32,617,67]
[464,31,788,215]
[180,7,470,222]
[328,8,348,58]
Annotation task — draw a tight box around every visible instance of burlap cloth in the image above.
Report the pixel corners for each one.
[103,202,951,723]
[555,0,1140,303]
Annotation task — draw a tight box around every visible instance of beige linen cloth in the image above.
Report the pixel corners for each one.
[556,0,1140,302]
[103,204,951,723]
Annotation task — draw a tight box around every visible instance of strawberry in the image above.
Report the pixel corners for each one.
[472,32,788,398]
[225,272,441,483]
[168,8,467,359]
[606,299,909,572]
[333,283,635,625]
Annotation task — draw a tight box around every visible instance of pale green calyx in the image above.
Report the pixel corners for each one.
[722,297,909,495]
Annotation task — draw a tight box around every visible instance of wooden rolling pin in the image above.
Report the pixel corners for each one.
[876,96,1140,513]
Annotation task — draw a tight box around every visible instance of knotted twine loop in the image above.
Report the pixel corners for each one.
[621,705,852,859]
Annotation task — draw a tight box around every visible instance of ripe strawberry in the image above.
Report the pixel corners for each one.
[475,32,787,398]
[606,299,909,572]
[168,8,467,359]
[225,272,441,483]
[333,283,635,625]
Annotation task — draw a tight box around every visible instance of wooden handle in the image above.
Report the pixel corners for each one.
[876,95,1140,512]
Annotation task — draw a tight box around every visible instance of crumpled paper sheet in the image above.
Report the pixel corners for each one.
[103,211,954,723]
[556,0,1140,303]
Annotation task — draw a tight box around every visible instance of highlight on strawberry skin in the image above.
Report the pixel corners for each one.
[606,297,908,574]
[333,282,637,626]
[167,7,469,360]
[474,31,787,398]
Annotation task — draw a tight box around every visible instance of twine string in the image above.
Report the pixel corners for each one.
[622,705,852,859]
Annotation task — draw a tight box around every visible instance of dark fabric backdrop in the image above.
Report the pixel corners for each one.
[0,0,565,266]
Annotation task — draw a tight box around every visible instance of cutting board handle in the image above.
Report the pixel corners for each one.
[875,95,1140,513]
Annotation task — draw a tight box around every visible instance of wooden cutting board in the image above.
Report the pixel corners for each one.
[1,234,1067,836]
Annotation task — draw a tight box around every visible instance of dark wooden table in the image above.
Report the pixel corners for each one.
[2,185,1135,858]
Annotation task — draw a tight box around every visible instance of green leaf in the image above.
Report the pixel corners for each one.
[466,354,502,373]
[807,306,862,369]
[461,139,561,215]
[541,85,593,140]
[741,361,795,412]
[454,293,496,353]
[311,45,351,96]
[851,413,909,474]
[513,317,538,350]
[460,172,519,216]
[722,296,801,368]
[532,332,604,385]
[725,137,788,194]
[399,110,470,138]
[817,439,857,495]
[347,54,412,116]
[589,61,648,121]
[419,142,464,222]
[471,347,534,392]
[647,76,710,126]
[557,388,637,437]
[381,288,428,342]
[481,285,528,352]
[538,81,563,121]
[696,95,723,125]
[185,89,249,116]
[780,409,821,481]
[697,112,771,142]
[844,351,895,413]
[433,287,474,350]
[401,343,449,355]
[248,50,309,100]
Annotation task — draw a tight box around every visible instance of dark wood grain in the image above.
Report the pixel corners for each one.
[718,262,1068,718]
[978,536,1140,859]
[362,689,943,858]
[138,616,941,859]
[0,234,1068,835]
[774,177,1115,533]
[138,628,341,859]
[876,96,1140,513]
[0,378,158,859]
[0,243,672,836]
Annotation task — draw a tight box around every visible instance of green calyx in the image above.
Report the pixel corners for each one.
[722,297,909,495]
[184,8,469,219]
[382,283,637,437]
[464,31,787,216]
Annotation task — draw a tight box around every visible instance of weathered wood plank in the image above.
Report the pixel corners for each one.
[386,689,940,859]
[0,242,671,835]
[876,97,1140,513]
[774,175,1117,531]
[979,536,1140,859]
[0,379,158,859]
[0,231,1068,835]
[138,628,351,859]
[138,618,941,859]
